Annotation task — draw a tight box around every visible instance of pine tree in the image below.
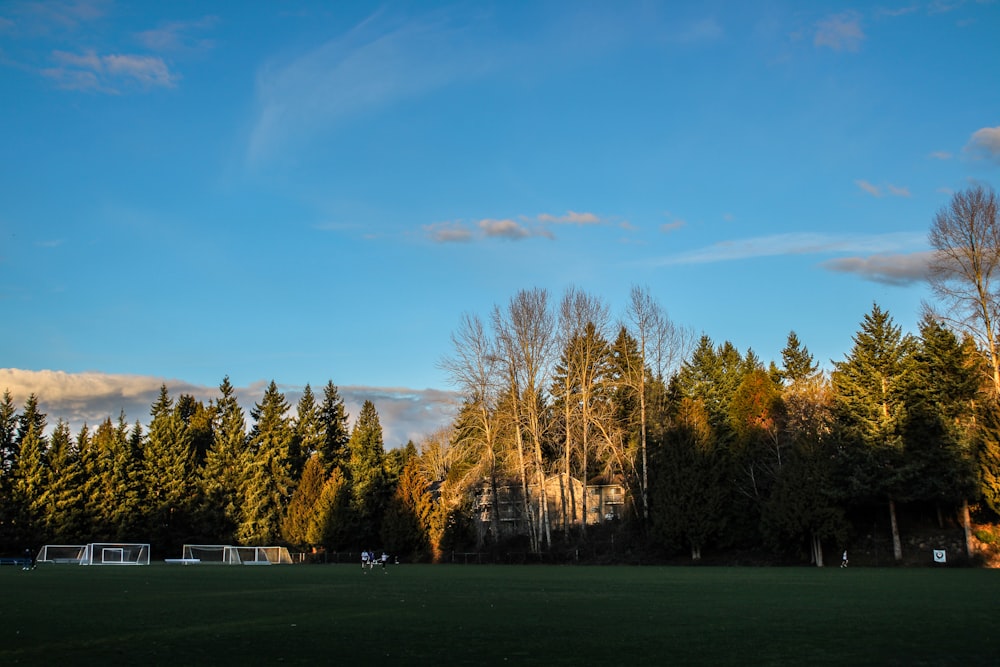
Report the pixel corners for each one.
[650,397,728,560]
[832,304,915,561]
[144,385,197,551]
[380,453,431,559]
[778,331,820,385]
[291,384,323,481]
[8,395,48,548]
[348,400,388,546]
[318,381,351,475]
[282,453,326,548]
[308,467,351,549]
[0,390,17,476]
[40,419,88,543]
[199,377,247,542]
[238,380,294,545]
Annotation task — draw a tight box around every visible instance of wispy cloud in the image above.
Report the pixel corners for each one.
[537,211,601,224]
[821,251,935,286]
[653,231,927,266]
[135,16,218,52]
[814,12,865,52]
[248,10,495,164]
[930,150,953,160]
[0,369,458,448]
[966,125,1000,164]
[42,49,178,92]
[855,179,911,197]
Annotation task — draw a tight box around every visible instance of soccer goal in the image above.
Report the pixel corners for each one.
[180,544,233,564]
[226,546,293,565]
[36,544,87,564]
[79,543,151,566]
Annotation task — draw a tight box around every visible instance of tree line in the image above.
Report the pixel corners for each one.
[1,185,998,565]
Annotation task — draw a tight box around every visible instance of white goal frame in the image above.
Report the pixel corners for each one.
[80,542,150,566]
[36,544,87,564]
[174,544,293,565]
[181,544,232,564]
[227,546,293,565]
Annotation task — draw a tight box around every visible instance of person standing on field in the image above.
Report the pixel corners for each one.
[361,550,369,571]
[841,550,849,568]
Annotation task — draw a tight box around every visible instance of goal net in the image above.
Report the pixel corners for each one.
[80,543,151,566]
[181,544,233,564]
[226,546,293,565]
[36,544,87,564]
[174,545,293,565]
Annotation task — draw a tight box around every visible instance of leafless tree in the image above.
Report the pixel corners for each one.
[556,287,612,535]
[623,285,694,520]
[928,185,1000,394]
[438,313,505,543]
[493,288,556,550]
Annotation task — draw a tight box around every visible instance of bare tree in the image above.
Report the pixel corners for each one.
[493,288,556,551]
[928,185,1000,394]
[556,287,612,535]
[438,313,505,544]
[623,285,693,520]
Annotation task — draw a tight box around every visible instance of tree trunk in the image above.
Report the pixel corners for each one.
[962,498,973,559]
[889,498,902,561]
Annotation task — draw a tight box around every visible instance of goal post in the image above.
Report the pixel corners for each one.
[174,545,293,565]
[80,543,150,566]
[36,544,87,564]
[225,546,293,565]
[181,544,232,564]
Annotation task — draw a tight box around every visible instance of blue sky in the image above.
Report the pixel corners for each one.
[1,0,998,446]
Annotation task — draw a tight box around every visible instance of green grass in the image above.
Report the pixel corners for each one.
[2,563,999,665]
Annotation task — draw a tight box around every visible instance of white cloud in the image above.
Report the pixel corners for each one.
[0,369,458,449]
[814,12,865,52]
[966,126,1000,163]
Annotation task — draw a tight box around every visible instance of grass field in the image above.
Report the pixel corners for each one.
[2,563,999,666]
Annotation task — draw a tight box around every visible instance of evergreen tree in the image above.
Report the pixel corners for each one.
[318,381,351,475]
[0,390,17,475]
[282,453,326,548]
[308,467,351,549]
[832,304,915,561]
[238,380,294,545]
[281,453,326,547]
[144,385,197,551]
[778,331,820,385]
[291,384,323,481]
[650,397,728,560]
[199,377,247,542]
[380,452,431,559]
[348,400,388,546]
[905,316,980,508]
[176,394,215,465]
[40,419,88,543]
[8,395,48,548]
